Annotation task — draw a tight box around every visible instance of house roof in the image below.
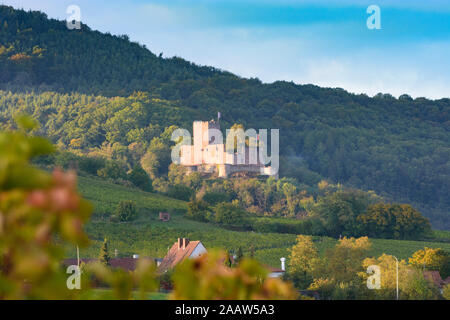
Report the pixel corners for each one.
[158,240,201,273]
[62,257,153,272]
[423,270,444,288]
[267,267,285,273]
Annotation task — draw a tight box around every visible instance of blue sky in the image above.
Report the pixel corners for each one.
[3,0,450,98]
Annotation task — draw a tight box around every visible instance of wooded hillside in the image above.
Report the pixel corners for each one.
[0,5,448,228]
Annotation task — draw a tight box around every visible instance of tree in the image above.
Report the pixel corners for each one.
[308,278,335,300]
[99,238,111,267]
[115,200,137,222]
[128,164,153,192]
[186,198,209,222]
[167,184,193,201]
[282,182,300,217]
[389,204,431,240]
[357,203,394,238]
[288,235,320,289]
[249,245,255,258]
[202,191,231,205]
[214,202,246,227]
[357,203,431,240]
[235,247,244,265]
[312,190,371,237]
[140,127,177,179]
[224,250,233,268]
[97,161,127,180]
[409,247,450,278]
[361,254,439,300]
[443,284,450,300]
[324,236,371,292]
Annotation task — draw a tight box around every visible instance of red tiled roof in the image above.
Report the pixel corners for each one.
[267,267,285,273]
[62,257,153,272]
[423,270,443,288]
[158,239,202,273]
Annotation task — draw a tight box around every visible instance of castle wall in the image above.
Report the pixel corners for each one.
[180,120,278,179]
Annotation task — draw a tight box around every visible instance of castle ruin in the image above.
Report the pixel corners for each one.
[179,120,278,179]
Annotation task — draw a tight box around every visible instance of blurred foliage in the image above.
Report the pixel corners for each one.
[82,259,159,300]
[0,121,298,299]
[0,119,160,299]
[171,250,297,300]
[0,117,91,298]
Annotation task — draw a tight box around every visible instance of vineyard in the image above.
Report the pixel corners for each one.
[71,176,450,267]
[77,176,187,218]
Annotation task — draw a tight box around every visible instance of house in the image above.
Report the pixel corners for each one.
[267,257,286,278]
[158,238,207,273]
[444,276,450,286]
[423,270,448,294]
[268,266,285,278]
[159,212,171,222]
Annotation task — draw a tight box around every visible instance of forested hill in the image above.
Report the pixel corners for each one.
[0,5,229,96]
[0,6,449,228]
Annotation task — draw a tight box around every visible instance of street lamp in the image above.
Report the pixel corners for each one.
[393,255,399,300]
[77,245,80,267]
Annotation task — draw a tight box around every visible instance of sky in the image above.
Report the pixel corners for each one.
[2,0,450,99]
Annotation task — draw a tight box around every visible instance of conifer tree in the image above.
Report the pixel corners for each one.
[235,247,244,265]
[249,245,255,258]
[224,250,232,268]
[99,238,111,266]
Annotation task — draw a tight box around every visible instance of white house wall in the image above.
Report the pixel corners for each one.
[190,243,207,258]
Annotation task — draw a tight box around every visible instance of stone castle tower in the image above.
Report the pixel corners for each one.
[179,119,277,179]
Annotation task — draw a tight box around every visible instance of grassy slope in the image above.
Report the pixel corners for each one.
[71,176,450,268]
[77,176,187,217]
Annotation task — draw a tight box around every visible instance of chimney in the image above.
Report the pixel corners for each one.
[280,257,286,271]
[114,249,118,258]
[178,238,182,250]
[182,238,190,250]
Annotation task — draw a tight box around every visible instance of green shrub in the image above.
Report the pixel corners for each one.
[78,156,106,175]
[167,184,193,201]
[53,151,78,168]
[202,191,231,205]
[250,217,325,235]
[97,161,127,180]
[128,164,153,192]
[186,198,209,222]
[214,202,246,227]
[115,200,137,222]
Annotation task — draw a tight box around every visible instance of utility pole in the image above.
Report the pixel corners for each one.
[76,245,80,267]
[393,255,399,300]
